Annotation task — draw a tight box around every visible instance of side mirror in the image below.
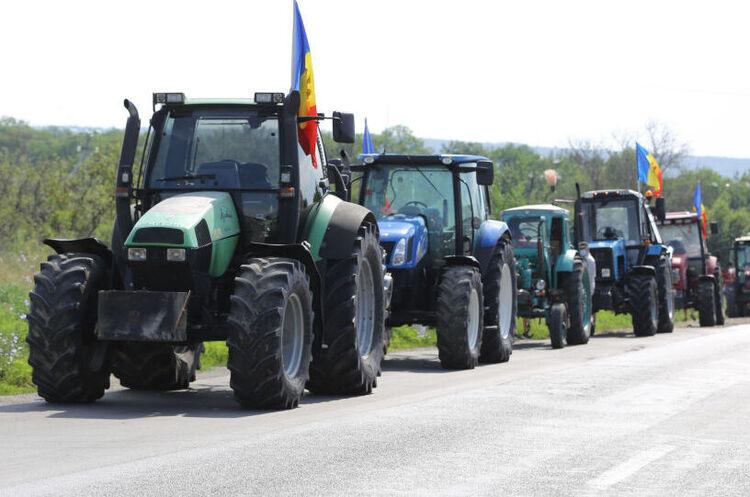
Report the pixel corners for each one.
[710,221,719,235]
[332,112,355,144]
[654,197,666,222]
[476,160,494,186]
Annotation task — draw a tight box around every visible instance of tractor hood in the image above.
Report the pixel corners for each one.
[377,215,427,269]
[126,192,240,248]
[378,217,420,242]
[125,192,240,278]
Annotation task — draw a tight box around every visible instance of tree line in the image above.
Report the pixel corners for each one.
[2,117,749,262]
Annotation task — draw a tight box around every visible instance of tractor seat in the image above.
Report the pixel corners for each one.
[399,205,423,217]
[196,161,241,188]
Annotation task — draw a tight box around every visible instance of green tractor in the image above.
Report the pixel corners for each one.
[500,205,593,348]
[27,92,388,409]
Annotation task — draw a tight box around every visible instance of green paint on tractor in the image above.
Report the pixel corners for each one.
[125,191,240,276]
[303,193,342,261]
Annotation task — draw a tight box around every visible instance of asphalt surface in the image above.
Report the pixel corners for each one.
[2,321,750,497]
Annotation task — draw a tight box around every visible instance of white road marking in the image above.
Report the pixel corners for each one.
[588,444,675,490]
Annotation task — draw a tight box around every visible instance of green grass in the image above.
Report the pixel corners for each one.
[0,283,34,394]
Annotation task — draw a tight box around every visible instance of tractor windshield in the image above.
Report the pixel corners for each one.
[506,216,541,249]
[738,244,750,269]
[148,110,280,190]
[660,222,702,258]
[580,198,640,243]
[363,165,455,229]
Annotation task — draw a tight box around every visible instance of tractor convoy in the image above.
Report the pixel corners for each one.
[21,6,744,411]
[24,105,743,409]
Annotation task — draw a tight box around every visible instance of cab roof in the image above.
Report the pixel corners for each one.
[736,235,750,244]
[663,211,699,222]
[182,98,257,106]
[581,189,643,200]
[358,153,490,165]
[502,204,568,215]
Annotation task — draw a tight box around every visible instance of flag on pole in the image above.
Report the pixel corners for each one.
[291,1,318,167]
[362,118,375,154]
[693,182,708,237]
[636,142,663,197]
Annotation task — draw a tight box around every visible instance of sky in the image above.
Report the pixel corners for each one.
[2,0,750,157]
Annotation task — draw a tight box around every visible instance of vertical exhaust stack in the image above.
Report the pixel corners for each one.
[116,99,140,238]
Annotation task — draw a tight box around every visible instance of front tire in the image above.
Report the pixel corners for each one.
[547,303,567,349]
[714,277,725,325]
[112,342,203,391]
[628,274,658,337]
[436,266,484,369]
[227,257,313,409]
[656,259,675,333]
[26,253,110,403]
[308,226,385,395]
[562,258,591,345]
[479,240,516,363]
[697,279,717,327]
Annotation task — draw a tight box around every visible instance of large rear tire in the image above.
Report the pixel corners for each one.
[562,258,591,345]
[697,279,717,327]
[26,253,110,403]
[656,259,675,333]
[112,342,203,391]
[479,240,516,363]
[628,274,658,337]
[227,257,313,409]
[436,266,484,369]
[308,226,385,395]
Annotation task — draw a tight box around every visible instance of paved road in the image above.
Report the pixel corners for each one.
[2,322,750,496]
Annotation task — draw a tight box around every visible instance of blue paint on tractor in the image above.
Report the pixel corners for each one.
[378,215,427,269]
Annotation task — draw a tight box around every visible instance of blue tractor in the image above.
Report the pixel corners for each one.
[349,154,517,369]
[574,189,675,336]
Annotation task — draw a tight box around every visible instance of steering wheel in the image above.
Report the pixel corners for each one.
[597,226,623,240]
[403,200,428,210]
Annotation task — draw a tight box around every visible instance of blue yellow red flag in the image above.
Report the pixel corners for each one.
[291,1,318,167]
[693,182,708,237]
[636,142,663,197]
[362,119,375,154]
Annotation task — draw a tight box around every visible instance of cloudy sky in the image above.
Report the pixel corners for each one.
[2,0,750,157]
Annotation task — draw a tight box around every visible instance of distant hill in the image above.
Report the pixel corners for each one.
[424,138,750,178]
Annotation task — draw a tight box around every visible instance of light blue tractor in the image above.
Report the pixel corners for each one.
[501,204,594,348]
[349,154,518,369]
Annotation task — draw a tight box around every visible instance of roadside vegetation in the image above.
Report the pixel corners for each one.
[2,117,749,394]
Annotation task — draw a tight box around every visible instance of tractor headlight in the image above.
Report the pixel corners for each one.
[392,238,407,266]
[166,248,186,262]
[127,248,147,262]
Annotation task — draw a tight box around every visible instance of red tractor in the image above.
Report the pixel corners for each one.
[658,212,724,326]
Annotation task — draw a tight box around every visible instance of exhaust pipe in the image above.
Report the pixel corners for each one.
[115,99,140,238]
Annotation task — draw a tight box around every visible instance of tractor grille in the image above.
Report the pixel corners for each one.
[591,247,614,282]
[133,227,184,245]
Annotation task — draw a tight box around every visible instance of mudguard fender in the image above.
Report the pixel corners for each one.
[319,201,377,260]
[473,220,511,273]
[629,265,656,278]
[44,238,112,264]
[554,249,579,274]
[444,255,481,270]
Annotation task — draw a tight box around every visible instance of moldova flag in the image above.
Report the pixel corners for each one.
[291,1,318,167]
[636,142,663,197]
[693,182,708,238]
[362,118,375,154]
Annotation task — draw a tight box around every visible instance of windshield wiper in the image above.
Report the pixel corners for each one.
[156,173,216,183]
